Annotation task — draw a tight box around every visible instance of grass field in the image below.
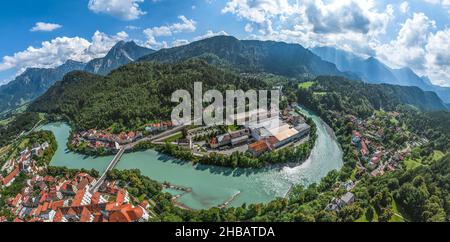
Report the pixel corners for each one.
[0,117,13,126]
[298,81,315,89]
[404,158,422,170]
[356,201,406,222]
[356,207,378,222]
[432,150,445,161]
[390,117,399,125]
[313,92,327,96]
[390,201,405,222]
[164,132,184,143]
[227,125,241,132]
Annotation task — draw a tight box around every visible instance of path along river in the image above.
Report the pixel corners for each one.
[39,106,343,210]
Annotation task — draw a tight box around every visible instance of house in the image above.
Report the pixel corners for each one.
[108,204,147,222]
[80,207,94,222]
[72,189,92,207]
[11,194,23,207]
[248,140,270,157]
[2,166,20,187]
[360,139,369,157]
[326,192,356,212]
[340,192,355,206]
[116,189,130,205]
[209,134,231,149]
[91,192,108,205]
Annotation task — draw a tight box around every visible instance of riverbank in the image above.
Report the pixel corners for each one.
[39,106,343,210]
[67,115,318,169]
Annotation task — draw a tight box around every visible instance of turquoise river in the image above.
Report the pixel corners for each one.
[39,106,343,210]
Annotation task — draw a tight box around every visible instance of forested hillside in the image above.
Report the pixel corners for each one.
[29,61,447,131]
[29,60,272,130]
[298,76,447,116]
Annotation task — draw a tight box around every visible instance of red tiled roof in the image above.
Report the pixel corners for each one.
[72,189,86,207]
[42,202,49,212]
[106,202,118,211]
[13,218,23,222]
[108,204,143,222]
[12,193,22,207]
[93,212,103,222]
[116,189,127,205]
[35,205,43,216]
[248,140,269,153]
[91,192,101,205]
[2,166,20,185]
[79,207,92,222]
[140,200,149,209]
[67,208,77,216]
[76,178,90,190]
[361,139,368,156]
[209,137,218,145]
[53,210,63,222]
[44,176,54,183]
[51,200,65,211]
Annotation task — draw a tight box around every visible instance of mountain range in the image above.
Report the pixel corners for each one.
[0,60,86,113]
[311,46,450,103]
[0,41,154,113]
[1,35,449,114]
[139,35,357,80]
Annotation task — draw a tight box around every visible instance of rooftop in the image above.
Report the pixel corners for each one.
[248,140,269,153]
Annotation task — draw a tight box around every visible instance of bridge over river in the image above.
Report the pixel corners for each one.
[89,124,187,193]
[40,106,344,210]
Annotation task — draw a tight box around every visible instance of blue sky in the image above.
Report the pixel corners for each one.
[0,0,449,86]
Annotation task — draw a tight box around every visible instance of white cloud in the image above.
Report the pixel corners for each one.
[30,22,62,32]
[222,1,448,85]
[426,28,450,86]
[88,0,146,20]
[126,25,141,30]
[193,30,229,41]
[0,31,129,76]
[245,23,253,32]
[143,16,196,49]
[84,31,129,58]
[399,2,409,14]
[422,0,450,15]
[222,0,393,37]
[172,39,190,47]
[376,13,436,70]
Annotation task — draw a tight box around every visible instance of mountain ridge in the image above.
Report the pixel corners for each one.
[311,46,450,103]
[139,35,357,80]
[0,60,86,113]
[0,41,155,113]
[84,40,155,75]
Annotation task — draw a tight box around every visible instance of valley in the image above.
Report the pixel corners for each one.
[0,36,449,222]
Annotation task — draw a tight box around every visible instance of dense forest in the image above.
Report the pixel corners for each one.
[29,60,446,133]
[399,107,450,152]
[298,76,447,115]
[29,60,273,131]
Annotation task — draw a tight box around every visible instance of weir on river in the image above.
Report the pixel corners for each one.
[39,106,343,210]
